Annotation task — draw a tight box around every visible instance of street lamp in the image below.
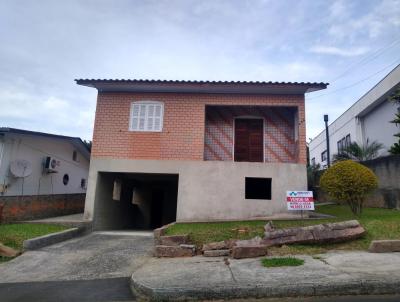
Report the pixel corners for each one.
[324,114,330,167]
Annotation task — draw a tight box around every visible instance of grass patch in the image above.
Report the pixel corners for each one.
[261,257,304,267]
[0,223,67,263]
[165,205,400,255]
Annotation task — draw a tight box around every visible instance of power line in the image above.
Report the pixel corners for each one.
[308,59,400,100]
[329,37,400,83]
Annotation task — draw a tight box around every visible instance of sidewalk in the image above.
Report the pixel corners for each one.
[130,251,400,301]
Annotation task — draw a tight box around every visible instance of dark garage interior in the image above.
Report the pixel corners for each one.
[93,172,178,230]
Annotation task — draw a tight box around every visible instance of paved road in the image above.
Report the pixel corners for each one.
[0,277,134,302]
[0,231,153,301]
[246,296,400,302]
[1,280,399,302]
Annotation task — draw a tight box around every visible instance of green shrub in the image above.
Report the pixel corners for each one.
[319,160,378,216]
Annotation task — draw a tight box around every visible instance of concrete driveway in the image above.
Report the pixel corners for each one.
[0,231,153,283]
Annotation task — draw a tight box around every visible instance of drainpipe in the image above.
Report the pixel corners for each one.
[324,114,330,168]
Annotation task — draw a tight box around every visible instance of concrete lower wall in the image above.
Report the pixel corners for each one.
[314,155,400,209]
[0,193,85,222]
[363,155,400,209]
[85,158,307,229]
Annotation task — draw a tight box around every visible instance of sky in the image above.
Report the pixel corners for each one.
[1,0,400,141]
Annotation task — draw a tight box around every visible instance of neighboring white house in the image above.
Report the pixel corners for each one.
[0,127,90,196]
[309,64,400,168]
[0,127,90,222]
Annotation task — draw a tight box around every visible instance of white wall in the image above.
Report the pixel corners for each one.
[309,64,400,167]
[363,100,399,156]
[309,114,357,168]
[0,133,89,196]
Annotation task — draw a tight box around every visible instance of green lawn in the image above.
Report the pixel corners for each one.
[261,257,304,267]
[0,223,67,263]
[165,205,400,255]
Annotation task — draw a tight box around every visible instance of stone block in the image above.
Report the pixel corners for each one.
[159,235,189,246]
[203,249,230,257]
[154,244,195,258]
[235,236,263,247]
[0,243,20,257]
[202,241,228,251]
[264,220,365,246]
[231,245,268,259]
[153,222,176,245]
[369,240,400,253]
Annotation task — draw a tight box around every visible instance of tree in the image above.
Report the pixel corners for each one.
[333,140,383,162]
[388,89,400,154]
[389,140,400,154]
[320,160,378,216]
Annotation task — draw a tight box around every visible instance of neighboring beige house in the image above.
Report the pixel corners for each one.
[0,127,90,222]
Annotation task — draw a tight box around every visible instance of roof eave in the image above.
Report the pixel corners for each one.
[0,127,91,160]
[75,80,328,95]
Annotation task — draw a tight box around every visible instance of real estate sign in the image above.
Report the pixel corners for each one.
[286,191,314,210]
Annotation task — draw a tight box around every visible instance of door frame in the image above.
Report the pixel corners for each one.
[233,116,265,163]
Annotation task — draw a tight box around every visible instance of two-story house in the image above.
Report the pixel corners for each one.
[76,79,327,230]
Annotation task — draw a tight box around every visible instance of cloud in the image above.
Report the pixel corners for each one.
[0,88,95,140]
[0,0,399,141]
[329,0,349,19]
[310,45,369,57]
[327,0,400,40]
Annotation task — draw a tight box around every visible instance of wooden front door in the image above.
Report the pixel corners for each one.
[234,119,264,162]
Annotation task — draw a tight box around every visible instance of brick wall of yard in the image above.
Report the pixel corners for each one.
[0,194,85,223]
[92,92,306,164]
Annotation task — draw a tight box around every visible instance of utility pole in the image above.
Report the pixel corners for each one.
[324,114,330,167]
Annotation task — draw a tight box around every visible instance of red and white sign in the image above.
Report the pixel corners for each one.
[286,191,314,210]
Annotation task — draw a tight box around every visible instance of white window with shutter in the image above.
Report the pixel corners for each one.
[129,101,164,132]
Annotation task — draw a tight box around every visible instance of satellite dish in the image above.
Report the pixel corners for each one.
[10,160,33,178]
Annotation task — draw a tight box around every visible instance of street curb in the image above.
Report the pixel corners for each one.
[23,227,87,250]
[130,276,400,301]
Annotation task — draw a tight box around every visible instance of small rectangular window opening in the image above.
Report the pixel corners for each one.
[245,177,271,200]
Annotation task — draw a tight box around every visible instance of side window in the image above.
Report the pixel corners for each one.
[0,138,4,169]
[129,101,164,132]
[72,150,78,161]
[345,134,351,148]
[321,150,327,162]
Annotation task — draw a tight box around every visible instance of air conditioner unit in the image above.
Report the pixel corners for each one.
[44,156,60,173]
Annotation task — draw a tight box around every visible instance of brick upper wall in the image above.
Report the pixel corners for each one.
[92,92,306,164]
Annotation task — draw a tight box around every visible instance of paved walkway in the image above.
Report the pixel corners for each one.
[0,231,153,283]
[24,213,88,228]
[131,251,400,300]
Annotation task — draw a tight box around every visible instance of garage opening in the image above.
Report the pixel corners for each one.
[93,172,178,230]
